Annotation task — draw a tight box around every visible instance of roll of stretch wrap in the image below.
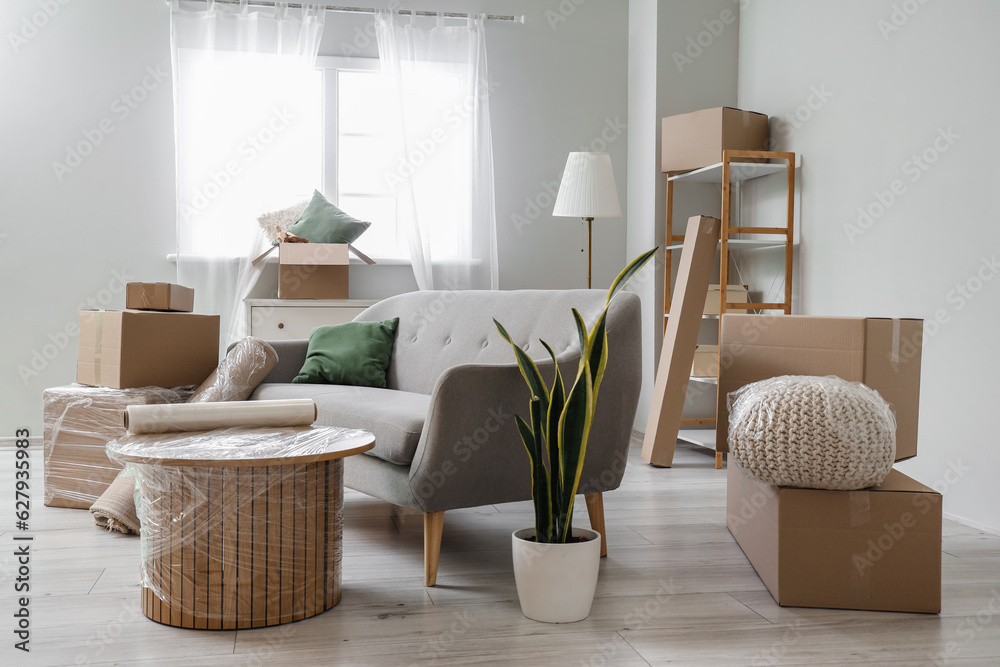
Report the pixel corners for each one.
[124,399,317,435]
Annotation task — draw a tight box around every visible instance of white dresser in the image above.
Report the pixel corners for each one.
[244,299,378,341]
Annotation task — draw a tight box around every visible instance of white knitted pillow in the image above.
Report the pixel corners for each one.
[727,375,896,490]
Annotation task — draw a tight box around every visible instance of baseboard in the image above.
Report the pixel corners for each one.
[944,511,1000,537]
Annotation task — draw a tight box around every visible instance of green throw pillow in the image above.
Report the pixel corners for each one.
[292,318,399,388]
[286,190,371,244]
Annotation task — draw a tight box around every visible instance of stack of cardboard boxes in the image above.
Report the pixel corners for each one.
[43,283,220,509]
[719,314,941,614]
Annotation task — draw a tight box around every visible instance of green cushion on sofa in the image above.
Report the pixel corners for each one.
[286,190,371,244]
[292,318,399,388]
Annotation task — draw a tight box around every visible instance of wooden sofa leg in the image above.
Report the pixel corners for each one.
[584,492,608,558]
[424,511,445,587]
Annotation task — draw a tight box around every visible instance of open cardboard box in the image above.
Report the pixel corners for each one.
[272,243,376,299]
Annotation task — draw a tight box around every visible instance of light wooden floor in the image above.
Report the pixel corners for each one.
[4,438,1000,666]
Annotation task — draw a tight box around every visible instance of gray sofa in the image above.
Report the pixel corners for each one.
[251,289,642,585]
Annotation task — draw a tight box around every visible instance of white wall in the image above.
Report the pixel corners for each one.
[739,0,1000,531]
[627,0,740,429]
[0,0,630,435]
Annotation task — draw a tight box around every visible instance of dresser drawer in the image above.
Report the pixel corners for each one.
[249,305,369,340]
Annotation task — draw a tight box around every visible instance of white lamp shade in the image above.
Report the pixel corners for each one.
[552,152,622,218]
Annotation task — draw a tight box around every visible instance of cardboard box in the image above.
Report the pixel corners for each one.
[77,310,220,389]
[42,384,191,508]
[704,284,749,315]
[641,215,721,467]
[126,282,194,312]
[727,463,941,613]
[717,315,923,461]
[661,107,769,173]
[691,345,719,377]
[278,243,349,299]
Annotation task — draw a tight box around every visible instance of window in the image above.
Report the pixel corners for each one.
[319,56,471,261]
[320,60,402,258]
[174,49,322,257]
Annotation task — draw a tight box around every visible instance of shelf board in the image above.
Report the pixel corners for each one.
[677,428,716,451]
[665,239,786,251]
[666,158,799,184]
[689,376,718,385]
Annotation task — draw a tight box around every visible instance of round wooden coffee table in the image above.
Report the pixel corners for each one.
[107,425,374,630]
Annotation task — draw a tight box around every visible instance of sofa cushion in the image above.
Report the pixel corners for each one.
[250,383,428,466]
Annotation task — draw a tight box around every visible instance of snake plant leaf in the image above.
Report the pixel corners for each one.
[494,318,549,417]
[540,340,564,513]
[556,349,595,543]
[516,404,553,542]
[605,247,658,305]
[571,308,589,359]
[587,310,609,395]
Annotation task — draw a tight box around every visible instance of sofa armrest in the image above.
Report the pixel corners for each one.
[407,343,635,514]
[406,360,548,513]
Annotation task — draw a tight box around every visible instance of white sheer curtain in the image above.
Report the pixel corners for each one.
[170,0,325,347]
[374,10,499,290]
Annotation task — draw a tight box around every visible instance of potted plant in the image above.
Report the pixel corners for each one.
[494,248,656,623]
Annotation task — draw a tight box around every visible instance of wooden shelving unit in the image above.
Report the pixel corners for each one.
[663,150,797,468]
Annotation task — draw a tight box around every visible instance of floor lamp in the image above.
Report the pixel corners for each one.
[552,152,622,289]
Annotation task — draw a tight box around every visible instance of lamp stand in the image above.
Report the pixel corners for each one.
[585,216,594,289]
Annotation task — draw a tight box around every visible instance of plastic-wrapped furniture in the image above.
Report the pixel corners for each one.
[249,290,643,585]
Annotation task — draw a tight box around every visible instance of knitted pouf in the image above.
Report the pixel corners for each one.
[727,375,896,490]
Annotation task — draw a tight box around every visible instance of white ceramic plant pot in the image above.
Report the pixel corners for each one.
[511,526,602,623]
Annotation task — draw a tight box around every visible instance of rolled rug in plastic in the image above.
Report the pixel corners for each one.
[124,399,317,435]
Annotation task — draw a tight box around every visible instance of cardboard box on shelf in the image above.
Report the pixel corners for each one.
[278,243,350,299]
[42,384,192,508]
[661,107,769,173]
[704,284,749,315]
[727,463,941,614]
[125,282,194,312]
[691,345,719,378]
[641,215,721,467]
[717,314,923,461]
[77,310,219,389]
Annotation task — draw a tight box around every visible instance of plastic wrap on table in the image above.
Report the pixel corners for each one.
[187,336,278,403]
[124,399,317,435]
[42,384,193,509]
[106,426,373,629]
[727,375,897,491]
